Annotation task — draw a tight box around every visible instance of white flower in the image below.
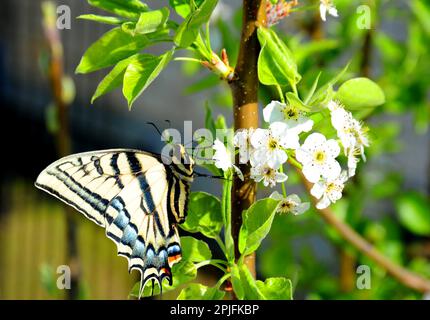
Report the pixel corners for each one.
[233,128,254,164]
[212,139,243,180]
[251,164,288,187]
[270,191,310,215]
[320,3,338,21]
[311,171,348,209]
[296,132,341,183]
[263,101,314,134]
[320,0,338,21]
[250,122,299,169]
[328,100,369,160]
[347,147,360,178]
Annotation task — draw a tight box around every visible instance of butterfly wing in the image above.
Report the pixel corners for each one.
[35,149,183,295]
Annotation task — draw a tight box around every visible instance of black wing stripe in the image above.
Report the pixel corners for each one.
[126,152,143,173]
[47,168,109,214]
[110,153,124,189]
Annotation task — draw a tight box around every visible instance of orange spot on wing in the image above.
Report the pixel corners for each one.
[168,254,182,265]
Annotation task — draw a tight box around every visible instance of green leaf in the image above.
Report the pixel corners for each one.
[77,14,127,25]
[87,0,148,19]
[181,236,212,262]
[257,27,301,88]
[181,192,223,239]
[230,264,245,300]
[304,72,321,104]
[174,0,219,47]
[285,92,310,112]
[238,198,279,256]
[396,192,430,236]
[255,277,293,300]
[309,63,349,108]
[129,260,197,297]
[91,55,138,103]
[177,283,225,300]
[238,263,265,299]
[123,50,174,108]
[169,0,205,19]
[335,77,386,110]
[76,27,150,74]
[135,8,170,34]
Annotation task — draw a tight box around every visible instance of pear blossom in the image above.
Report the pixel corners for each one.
[320,0,338,21]
[328,100,369,160]
[311,171,348,209]
[251,164,288,187]
[270,191,310,215]
[250,122,300,169]
[263,101,314,134]
[233,128,254,164]
[296,132,341,183]
[212,139,243,180]
[347,147,360,177]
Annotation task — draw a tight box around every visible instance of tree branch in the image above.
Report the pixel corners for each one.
[229,0,266,278]
[299,172,430,294]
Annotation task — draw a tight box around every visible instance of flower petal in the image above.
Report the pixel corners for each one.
[269,191,283,200]
[325,139,340,158]
[316,195,331,209]
[263,101,285,123]
[302,164,321,183]
[310,181,325,199]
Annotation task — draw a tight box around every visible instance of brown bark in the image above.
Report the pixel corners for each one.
[229,0,266,278]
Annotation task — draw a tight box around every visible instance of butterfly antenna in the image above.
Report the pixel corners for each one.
[194,171,226,180]
[164,119,171,127]
[147,122,163,137]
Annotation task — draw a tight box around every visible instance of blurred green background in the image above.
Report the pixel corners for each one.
[0,0,429,299]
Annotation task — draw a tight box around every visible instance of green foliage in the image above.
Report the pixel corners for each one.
[91,54,139,103]
[87,0,148,19]
[396,192,430,236]
[75,27,151,74]
[77,14,127,25]
[177,283,225,300]
[181,192,223,239]
[336,77,386,110]
[238,199,279,256]
[122,50,173,108]
[181,236,212,262]
[174,0,218,47]
[256,277,293,300]
[170,0,205,19]
[135,8,170,35]
[257,27,301,89]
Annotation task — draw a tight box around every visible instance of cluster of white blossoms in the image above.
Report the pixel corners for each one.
[319,0,338,22]
[211,99,369,212]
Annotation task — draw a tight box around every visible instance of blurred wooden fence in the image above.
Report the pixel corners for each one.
[0,179,136,299]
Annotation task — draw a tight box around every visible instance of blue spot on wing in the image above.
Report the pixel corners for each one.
[132,237,146,258]
[121,225,137,246]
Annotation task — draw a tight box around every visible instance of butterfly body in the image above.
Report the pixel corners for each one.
[35,145,194,297]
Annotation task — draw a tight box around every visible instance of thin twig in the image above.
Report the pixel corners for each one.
[299,171,430,294]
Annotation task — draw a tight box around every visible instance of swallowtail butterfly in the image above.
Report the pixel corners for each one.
[35,144,194,297]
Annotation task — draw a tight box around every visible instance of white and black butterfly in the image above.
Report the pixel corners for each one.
[35,143,194,297]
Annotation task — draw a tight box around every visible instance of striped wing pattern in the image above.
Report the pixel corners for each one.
[35,149,186,296]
